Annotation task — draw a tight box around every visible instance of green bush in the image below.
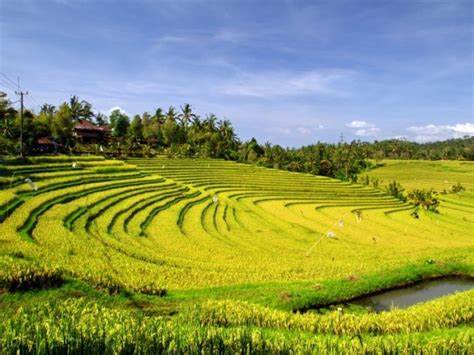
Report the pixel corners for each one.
[407,189,440,213]
[385,180,406,202]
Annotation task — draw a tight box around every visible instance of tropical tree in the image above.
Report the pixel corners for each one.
[129,115,144,144]
[35,105,56,138]
[94,112,108,126]
[162,107,179,147]
[68,96,94,121]
[40,104,56,116]
[179,103,195,130]
[0,91,17,138]
[109,109,130,140]
[52,103,74,146]
[153,108,165,125]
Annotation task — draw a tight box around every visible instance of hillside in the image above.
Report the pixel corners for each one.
[0,156,473,352]
[364,159,474,190]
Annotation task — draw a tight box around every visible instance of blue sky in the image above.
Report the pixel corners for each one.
[0,0,472,146]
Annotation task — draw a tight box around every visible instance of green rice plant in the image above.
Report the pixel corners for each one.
[0,156,472,351]
[0,299,472,354]
[0,256,63,291]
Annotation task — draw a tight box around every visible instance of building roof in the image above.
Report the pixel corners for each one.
[74,119,102,131]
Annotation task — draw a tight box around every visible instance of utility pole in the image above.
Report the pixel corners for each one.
[15,88,28,158]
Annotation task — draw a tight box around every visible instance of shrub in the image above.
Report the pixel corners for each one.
[407,189,440,213]
[450,182,465,193]
[371,177,379,188]
[385,180,406,202]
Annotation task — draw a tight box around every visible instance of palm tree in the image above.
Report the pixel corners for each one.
[203,114,217,132]
[165,106,177,122]
[69,95,93,121]
[218,119,236,142]
[69,96,81,121]
[191,115,202,128]
[179,103,195,130]
[94,112,108,126]
[40,104,56,115]
[153,108,165,125]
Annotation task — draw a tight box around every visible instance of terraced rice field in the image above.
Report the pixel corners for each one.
[365,159,474,190]
[0,156,473,353]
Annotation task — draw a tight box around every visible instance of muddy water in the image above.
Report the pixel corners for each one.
[352,277,473,311]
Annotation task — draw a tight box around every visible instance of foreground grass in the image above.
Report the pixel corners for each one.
[1,295,473,354]
[1,255,472,315]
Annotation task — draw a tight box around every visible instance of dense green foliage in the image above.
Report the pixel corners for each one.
[1,92,473,183]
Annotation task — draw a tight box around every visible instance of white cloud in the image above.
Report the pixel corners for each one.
[406,122,474,142]
[345,120,380,136]
[156,35,190,44]
[346,120,372,128]
[355,127,380,136]
[107,106,128,116]
[223,69,357,98]
[450,123,474,134]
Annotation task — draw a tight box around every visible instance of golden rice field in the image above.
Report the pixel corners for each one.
[364,159,474,190]
[0,156,473,353]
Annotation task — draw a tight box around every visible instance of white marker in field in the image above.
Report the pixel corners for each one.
[25,178,38,191]
[326,231,336,238]
[212,195,219,204]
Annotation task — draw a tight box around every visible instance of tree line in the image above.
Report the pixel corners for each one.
[1,92,472,181]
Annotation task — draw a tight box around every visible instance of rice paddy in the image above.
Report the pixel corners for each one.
[0,156,473,353]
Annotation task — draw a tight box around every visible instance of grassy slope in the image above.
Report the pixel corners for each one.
[0,157,473,352]
[364,159,474,190]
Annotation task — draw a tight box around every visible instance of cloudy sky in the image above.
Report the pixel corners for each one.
[0,0,472,146]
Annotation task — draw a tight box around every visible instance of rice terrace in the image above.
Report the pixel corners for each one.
[1,0,474,354]
[0,153,473,353]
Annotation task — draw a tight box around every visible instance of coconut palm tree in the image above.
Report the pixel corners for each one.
[153,108,165,125]
[69,95,93,121]
[165,106,177,122]
[203,114,217,133]
[179,103,195,130]
[94,112,108,126]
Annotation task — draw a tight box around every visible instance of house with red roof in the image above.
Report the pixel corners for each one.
[73,119,110,144]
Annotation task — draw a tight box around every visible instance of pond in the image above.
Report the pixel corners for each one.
[351,276,474,312]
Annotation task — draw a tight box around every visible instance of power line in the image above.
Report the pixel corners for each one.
[28,92,42,108]
[0,72,18,89]
[0,77,17,91]
[0,83,14,92]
